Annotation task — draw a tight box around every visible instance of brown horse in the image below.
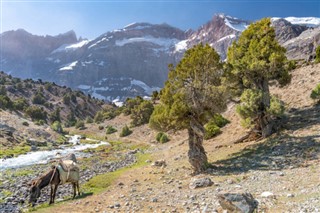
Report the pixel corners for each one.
[29,165,80,206]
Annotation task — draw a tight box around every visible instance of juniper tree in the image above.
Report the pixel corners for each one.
[226,18,292,137]
[149,44,226,173]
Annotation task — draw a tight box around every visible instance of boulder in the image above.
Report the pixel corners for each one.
[217,192,258,213]
[189,177,213,189]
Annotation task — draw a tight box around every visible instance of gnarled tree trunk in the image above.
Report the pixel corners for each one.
[187,118,208,174]
[256,78,274,138]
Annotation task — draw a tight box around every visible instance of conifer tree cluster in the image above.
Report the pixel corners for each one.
[149,18,293,173]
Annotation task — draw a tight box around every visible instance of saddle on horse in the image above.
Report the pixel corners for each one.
[57,158,80,184]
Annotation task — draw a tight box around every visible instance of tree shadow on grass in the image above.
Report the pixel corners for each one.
[209,104,320,175]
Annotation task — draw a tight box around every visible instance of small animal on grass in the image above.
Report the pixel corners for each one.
[28,154,80,206]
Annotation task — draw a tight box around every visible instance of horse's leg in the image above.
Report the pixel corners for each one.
[49,184,54,205]
[72,183,76,199]
[77,182,80,196]
[52,184,58,204]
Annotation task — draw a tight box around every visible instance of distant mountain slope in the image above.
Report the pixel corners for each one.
[1,14,319,101]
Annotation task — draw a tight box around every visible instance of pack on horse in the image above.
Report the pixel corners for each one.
[28,153,80,206]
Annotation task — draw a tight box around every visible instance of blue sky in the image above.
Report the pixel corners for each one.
[1,0,319,39]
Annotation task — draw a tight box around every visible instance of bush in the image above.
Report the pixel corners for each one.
[156,132,169,143]
[98,126,104,130]
[86,117,93,123]
[130,100,154,127]
[204,122,221,140]
[13,97,28,111]
[316,46,320,63]
[0,95,13,109]
[106,125,117,134]
[94,111,104,123]
[22,121,29,126]
[32,93,46,105]
[51,121,63,133]
[212,114,230,128]
[75,120,85,129]
[25,106,47,121]
[159,134,169,143]
[120,125,132,137]
[310,83,320,103]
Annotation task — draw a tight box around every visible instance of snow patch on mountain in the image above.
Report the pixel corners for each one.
[115,36,179,49]
[224,18,248,31]
[272,17,320,27]
[217,34,236,42]
[59,61,78,71]
[52,40,89,54]
[175,40,188,52]
[131,79,160,94]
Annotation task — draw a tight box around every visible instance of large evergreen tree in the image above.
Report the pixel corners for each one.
[150,44,226,173]
[226,18,292,137]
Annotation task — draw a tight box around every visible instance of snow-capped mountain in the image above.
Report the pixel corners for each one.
[1,14,319,102]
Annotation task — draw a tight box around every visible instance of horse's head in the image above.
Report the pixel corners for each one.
[28,180,41,206]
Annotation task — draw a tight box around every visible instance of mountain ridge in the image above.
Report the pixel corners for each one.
[1,14,319,101]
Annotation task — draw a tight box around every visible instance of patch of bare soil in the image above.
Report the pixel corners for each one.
[34,64,320,212]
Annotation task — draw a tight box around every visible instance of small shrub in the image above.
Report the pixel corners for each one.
[22,121,29,126]
[106,125,117,134]
[35,119,46,126]
[51,121,63,133]
[316,45,320,63]
[13,97,28,111]
[156,132,169,143]
[98,126,104,130]
[75,120,85,129]
[25,106,47,121]
[310,83,320,103]
[120,125,132,137]
[94,111,104,123]
[204,122,221,140]
[86,117,93,123]
[32,93,46,105]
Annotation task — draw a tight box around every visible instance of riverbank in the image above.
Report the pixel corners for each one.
[0,139,146,212]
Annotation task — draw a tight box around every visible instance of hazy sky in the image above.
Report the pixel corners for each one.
[1,0,319,39]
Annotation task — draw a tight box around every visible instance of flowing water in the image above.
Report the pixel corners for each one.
[0,135,109,170]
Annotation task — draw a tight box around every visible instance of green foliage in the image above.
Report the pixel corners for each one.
[123,96,143,115]
[0,85,6,95]
[13,97,28,111]
[226,18,291,133]
[151,90,159,102]
[51,121,63,133]
[316,46,320,63]
[130,100,154,127]
[25,106,47,121]
[86,116,93,123]
[65,111,77,127]
[22,121,29,126]
[0,95,12,109]
[32,93,46,105]
[237,90,285,127]
[106,125,117,134]
[150,43,226,132]
[204,122,221,140]
[63,94,71,105]
[267,96,285,117]
[310,83,320,103]
[49,107,61,122]
[0,145,31,158]
[156,132,169,143]
[94,111,104,123]
[203,114,229,140]
[75,120,85,129]
[120,125,132,137]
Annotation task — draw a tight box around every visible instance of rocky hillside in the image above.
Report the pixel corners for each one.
[0,72,107,149]
[2,63,316,213]
[1,14,319,101]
